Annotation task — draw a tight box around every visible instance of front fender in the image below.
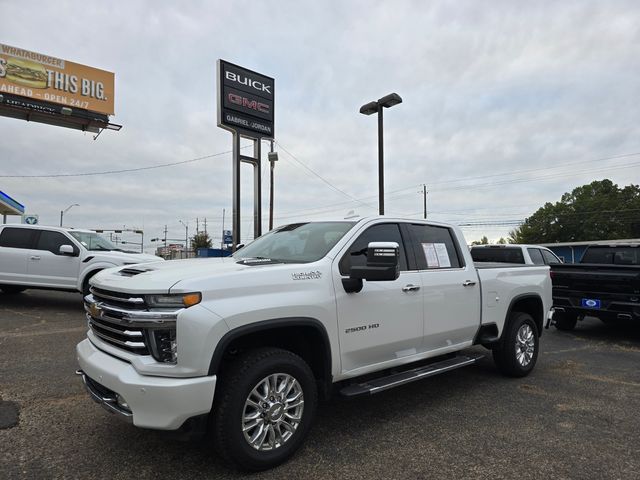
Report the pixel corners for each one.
[77,262,118,291]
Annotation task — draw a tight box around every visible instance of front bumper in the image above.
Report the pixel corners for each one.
[76,339,216,430]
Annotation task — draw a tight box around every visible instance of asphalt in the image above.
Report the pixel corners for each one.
[1,290,639,479]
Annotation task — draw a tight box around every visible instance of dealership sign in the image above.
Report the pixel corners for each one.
[0,43,115,115]
[217,60,274,139]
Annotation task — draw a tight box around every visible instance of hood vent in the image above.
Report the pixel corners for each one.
[118,267,153,277]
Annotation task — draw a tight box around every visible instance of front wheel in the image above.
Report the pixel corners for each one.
[493,312,539,377]
[211,348,317,471]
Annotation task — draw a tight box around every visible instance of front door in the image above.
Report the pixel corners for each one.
[27,230,80,288]
[333,222,423,373]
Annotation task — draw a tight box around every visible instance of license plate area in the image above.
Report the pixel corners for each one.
[581,298,601,309]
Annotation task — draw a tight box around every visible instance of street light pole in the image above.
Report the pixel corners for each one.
[360,93,402,216]
[377,104,384,215]
[59,203,80,227]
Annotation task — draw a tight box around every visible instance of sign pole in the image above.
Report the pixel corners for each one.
[232,132,241,251]
[253,139,262,238]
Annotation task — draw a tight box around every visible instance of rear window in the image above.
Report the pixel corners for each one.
[581,247,639,265]
[0,227,36,249]
[471,247,525,264]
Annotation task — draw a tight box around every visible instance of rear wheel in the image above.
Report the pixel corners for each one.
[211,348,317,471]
[554,311,578,331]
[493,311,539,377]
[0,286,26,294]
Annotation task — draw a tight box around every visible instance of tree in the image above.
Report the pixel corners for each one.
[509,180,640,243]
[190,232,212,250]
[497,237,507,244]
[471,236,489,245]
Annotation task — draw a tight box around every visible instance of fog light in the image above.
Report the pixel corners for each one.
[116,394,130,411]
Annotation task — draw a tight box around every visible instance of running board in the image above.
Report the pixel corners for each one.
[340,354,484,397]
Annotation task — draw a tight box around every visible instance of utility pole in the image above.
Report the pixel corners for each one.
[196,217,199,235]
[221,208,225,250]
[163,225,167,251]
[422,184,427,219]
[204,217,207,235]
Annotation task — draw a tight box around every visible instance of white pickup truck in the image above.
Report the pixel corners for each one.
[76,217,552,471]
[0,224,160,296]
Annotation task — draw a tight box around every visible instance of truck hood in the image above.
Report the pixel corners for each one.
[91,257,260,293]
[87,251,162,264]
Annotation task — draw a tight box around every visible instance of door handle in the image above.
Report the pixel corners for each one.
[402,284,421,292]
[462,280,476,287]
[30,256,41,261]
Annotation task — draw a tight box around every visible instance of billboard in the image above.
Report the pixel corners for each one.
[0,43,115,115]
[217,60,274,139]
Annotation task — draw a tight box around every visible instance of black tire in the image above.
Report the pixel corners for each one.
[493,312,540,377]
[0,286,26,294]
[212,347,317,471]
[554,311,578,331]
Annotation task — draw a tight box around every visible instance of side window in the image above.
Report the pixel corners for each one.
[527,248,545,265]
[542,250,560,264]
[0,227,36,249]
[408,224,462,269]
[339,223,408,275]
[35,231,76,255]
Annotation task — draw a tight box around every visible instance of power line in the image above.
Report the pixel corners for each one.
[275,141,376,209]
[0,148,249,178]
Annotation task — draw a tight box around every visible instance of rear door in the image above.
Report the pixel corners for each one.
[0,227,37,284]
[27,230,81,288]
[407,223,481,352]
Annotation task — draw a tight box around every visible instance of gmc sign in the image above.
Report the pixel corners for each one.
[217,60,274,138]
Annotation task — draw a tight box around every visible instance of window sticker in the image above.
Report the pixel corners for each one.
[434,243,451,268]
[422,243,440,268]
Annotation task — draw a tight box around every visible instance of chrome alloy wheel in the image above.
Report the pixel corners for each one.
[515,324,536,367]
[242,373,305,451]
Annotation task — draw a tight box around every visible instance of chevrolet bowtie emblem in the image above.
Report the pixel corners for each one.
[90,303,102,318]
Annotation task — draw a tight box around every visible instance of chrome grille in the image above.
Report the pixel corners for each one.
[85,288,179,362]
[89,315,148,355]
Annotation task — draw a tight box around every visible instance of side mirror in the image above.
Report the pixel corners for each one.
[59,244,76,256]
[342,242,400,293]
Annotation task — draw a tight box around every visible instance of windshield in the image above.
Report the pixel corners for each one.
[234,222,355,263]
[581,246,639,265]
[69,231,119,251]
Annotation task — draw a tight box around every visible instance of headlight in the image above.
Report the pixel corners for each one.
[145,292,201,308]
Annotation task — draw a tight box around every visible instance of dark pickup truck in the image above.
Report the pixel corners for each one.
[551,244,640,330]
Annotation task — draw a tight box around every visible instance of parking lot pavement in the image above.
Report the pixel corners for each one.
[1,290,639,480]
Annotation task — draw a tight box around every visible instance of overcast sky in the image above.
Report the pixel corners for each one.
[2,0,639,251]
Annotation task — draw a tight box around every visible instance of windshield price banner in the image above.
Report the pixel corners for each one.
[217,60,274,139]
[0,43,115,115]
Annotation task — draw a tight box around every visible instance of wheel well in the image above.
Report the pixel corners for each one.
[509,296,543,336]
[81,269,101,292]
[211,321,332,399]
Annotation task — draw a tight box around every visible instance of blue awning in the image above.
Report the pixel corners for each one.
[0,191,25,215]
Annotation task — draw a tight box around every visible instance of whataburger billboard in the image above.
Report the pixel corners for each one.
[0,43,115,115]
[217,60,274,139]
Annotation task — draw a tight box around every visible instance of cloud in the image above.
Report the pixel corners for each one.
[1,0,639,247]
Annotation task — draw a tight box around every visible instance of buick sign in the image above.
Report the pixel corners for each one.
[217,60,274,139]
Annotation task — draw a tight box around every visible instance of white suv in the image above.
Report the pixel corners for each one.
[0,224,161,296]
